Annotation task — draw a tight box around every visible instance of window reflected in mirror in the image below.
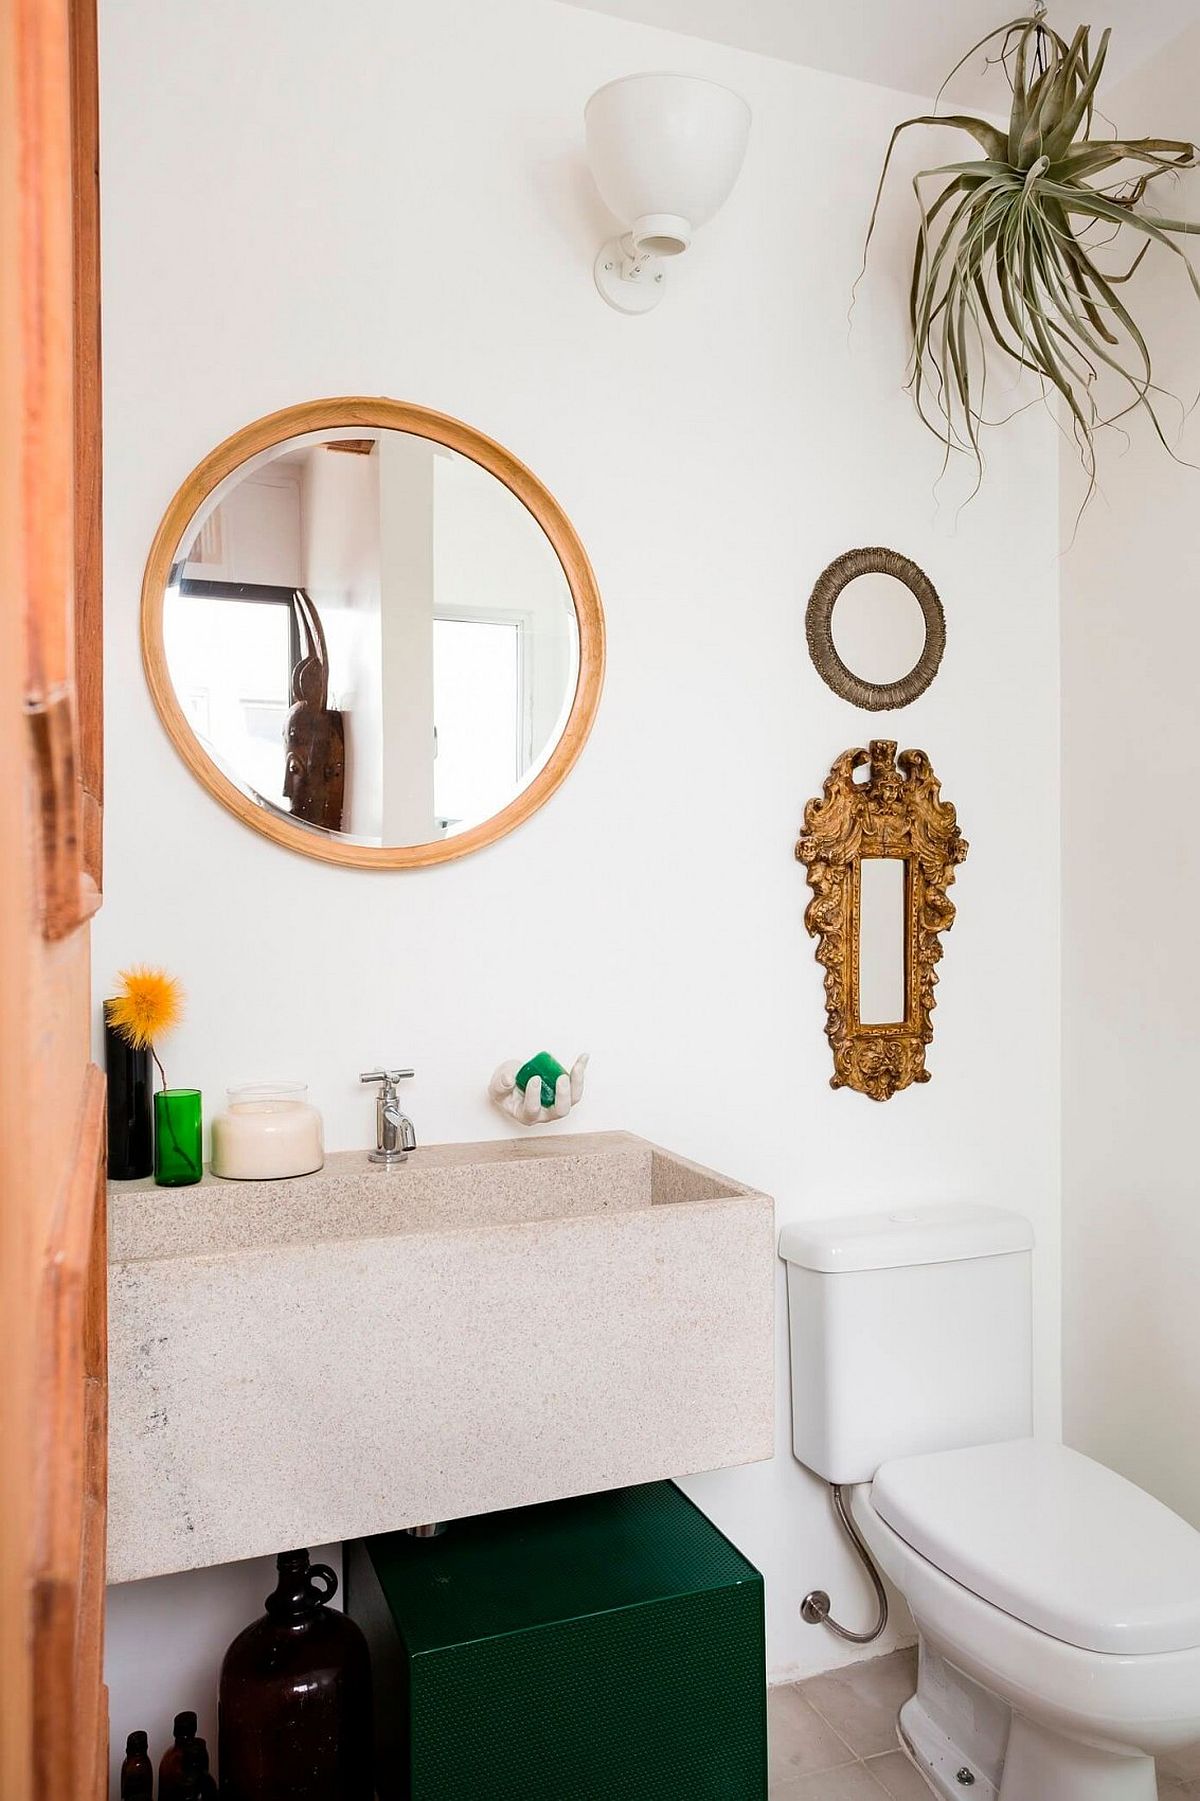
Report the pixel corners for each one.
[431,615,521,833]
[169,590,293,811]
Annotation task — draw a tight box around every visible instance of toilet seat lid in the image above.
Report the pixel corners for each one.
[872,1438,1200,1655]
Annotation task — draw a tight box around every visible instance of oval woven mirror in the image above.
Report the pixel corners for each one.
[806,547,945,712]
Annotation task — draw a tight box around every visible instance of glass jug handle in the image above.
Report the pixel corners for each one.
[308,1562,338,1606]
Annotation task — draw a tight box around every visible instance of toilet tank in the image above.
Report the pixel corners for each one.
[779,1204,1034,1485]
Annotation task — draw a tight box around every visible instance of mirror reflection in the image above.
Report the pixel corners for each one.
[858,857,907,1026]
[831,574,928,686]
[163,428,580,848]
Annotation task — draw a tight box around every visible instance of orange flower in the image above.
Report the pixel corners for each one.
[107,966,184,1051]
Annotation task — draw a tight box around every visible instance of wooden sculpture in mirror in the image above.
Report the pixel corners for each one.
[795,741,967,1101]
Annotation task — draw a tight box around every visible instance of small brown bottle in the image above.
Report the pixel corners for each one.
[120,1731,153,1801]
[159,1714,215,1801]
[218,1549,372,1801]
[177,1740,217,1800]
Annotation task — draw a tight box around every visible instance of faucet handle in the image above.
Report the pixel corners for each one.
[360,1068,414,1093]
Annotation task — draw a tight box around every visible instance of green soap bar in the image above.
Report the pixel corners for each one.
[515,1051,567,1109]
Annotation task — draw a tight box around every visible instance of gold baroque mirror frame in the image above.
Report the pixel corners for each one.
[806,547,945,712]
[141,397,606,868]
[795,741,967,1101]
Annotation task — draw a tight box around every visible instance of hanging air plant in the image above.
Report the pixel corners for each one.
[864,11,1200,496]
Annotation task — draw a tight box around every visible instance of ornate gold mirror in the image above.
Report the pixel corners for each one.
[795,741,967,1100]
[141,398,605,868]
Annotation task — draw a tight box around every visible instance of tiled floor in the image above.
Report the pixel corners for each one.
[768,1646,1200,1798]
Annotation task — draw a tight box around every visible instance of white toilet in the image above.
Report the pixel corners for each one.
[781,1204,1200,1801]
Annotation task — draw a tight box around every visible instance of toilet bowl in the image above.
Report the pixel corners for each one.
[779,1204,1200,1801]
[854,1440,1200,1800]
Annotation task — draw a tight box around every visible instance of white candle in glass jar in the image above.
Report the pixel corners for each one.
[210,1083,324,1180]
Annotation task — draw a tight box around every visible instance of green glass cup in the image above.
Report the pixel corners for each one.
[154,1088,203,1187]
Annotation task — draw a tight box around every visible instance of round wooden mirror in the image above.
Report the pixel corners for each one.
[141,398,605,868]
[805,547,945,712]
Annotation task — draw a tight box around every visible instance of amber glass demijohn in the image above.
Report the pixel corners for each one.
[218,1549,372,1801]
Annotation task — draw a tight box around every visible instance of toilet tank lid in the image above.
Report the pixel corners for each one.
[778,1203,1033,1273]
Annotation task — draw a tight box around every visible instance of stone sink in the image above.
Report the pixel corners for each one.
[107,1131,774,1582]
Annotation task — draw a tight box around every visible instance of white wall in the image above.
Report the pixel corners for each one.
[1061,25,1200,1526]
[187,466,301,587]
[96,0,1061,1773]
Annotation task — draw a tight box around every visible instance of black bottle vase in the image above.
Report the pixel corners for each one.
[104,1000,153,1180]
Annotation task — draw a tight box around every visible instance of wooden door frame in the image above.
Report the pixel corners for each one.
[1,0,107,1795]
[20,0,103,940]
[32,1067,109,1801]
[71,0,103,895]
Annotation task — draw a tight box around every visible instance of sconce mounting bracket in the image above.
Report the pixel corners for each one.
[594,235,665,314]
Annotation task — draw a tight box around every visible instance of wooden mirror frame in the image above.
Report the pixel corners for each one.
[141,397,606,868]
[795,741,967,1101]
[806,547,945,712]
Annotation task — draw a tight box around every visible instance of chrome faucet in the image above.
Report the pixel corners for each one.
[361,1068,417,1165]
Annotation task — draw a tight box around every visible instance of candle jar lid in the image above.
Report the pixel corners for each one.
[227,1081,309,1109]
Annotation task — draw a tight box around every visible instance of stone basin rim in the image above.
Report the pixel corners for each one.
[107,1130,770,1266]
[109,1190,772,1272]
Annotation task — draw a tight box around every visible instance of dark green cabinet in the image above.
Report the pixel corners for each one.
[346,1481,767,1800]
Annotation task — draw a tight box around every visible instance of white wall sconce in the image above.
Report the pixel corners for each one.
[584,72,751,315]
